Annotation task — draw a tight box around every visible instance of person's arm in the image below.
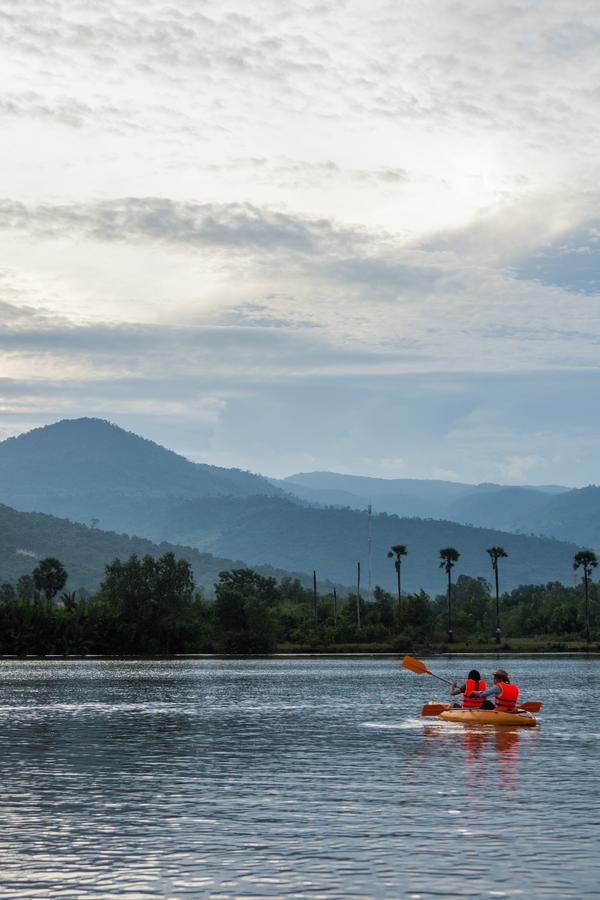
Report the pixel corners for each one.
[475,684,501,699]
[450,681,466,696]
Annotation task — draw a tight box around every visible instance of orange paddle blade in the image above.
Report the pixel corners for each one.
[421,703,450,716]
[401,655,432,675]
[520,701,542,713]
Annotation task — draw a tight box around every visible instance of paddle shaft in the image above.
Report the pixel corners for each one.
[401,656,454,686]
[426,671,454,686]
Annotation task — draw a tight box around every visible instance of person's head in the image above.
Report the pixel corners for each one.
[493,668,509,683]
[468,669,481,681]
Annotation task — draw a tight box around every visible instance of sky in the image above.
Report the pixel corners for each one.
[1,0,600,485]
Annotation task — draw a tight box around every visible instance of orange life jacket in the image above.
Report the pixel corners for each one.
[495,681,519,710]
[463,677,487,708]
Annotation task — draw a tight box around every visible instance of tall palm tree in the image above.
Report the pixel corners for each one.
[573,550,598,643]
[387,544,407,629]
[487,546,508,644]
[439,547,460,643]
[32,556,68,602]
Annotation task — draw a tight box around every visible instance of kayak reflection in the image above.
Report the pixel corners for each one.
[421,723,521,791]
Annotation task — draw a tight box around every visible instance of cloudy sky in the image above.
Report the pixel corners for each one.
[1,0,600,485]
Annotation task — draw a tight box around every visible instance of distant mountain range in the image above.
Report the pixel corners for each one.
[276,471,600,548]
[0,417,594,595]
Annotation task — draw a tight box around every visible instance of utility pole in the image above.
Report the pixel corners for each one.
[313,570,318,624]
[333,586,337,625]
[356,561,361,628]
[367,503,373,603]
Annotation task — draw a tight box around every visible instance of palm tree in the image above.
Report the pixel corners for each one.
[32,556,68,602]
[387,544,407,629]
[573,550,598,643]
[487,546,508,644]
[439,547,460,643]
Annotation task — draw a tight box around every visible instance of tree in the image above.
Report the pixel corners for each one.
[402,590,432,640]
[487,546,508,643]
[218,569,280,606]
[17,574,35,600]
[214,584,275,653]
[573,550,598,643]
[439,547,460,643]
[0,583,15,602]
[387,544,407,630]
[32,557,68,601]
[98,552,197,652]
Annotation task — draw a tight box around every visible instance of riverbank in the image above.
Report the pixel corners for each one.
[1,638,599,659]
[276,637,600,654]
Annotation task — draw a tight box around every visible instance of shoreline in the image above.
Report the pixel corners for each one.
[1,650,600,660]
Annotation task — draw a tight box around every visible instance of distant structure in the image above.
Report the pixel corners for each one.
[367,503,373,602]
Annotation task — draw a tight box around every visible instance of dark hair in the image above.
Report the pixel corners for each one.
[468,669,481,690]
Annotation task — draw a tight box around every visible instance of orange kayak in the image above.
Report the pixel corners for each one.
[439,706,537,727]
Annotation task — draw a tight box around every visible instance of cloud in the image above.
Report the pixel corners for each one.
[1,1,600,487]
[2,1,600,229]
[2,196,600,374]
[0,197,346,254]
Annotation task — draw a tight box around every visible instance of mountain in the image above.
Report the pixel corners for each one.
[0,418,281,529]
[130,494,581,595]
[275,472,475,518]
[444,486,553,531]
[524,486,600,547]
[0,503,333,594]
[277,472,594,545]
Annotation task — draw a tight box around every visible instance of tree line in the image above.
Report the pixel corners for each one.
[0,544,598,655]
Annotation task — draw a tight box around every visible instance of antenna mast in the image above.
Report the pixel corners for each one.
[368,503,372,603]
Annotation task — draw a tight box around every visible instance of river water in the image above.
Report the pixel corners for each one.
[0,656,598,898]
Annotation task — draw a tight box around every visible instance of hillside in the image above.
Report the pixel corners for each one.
[0,418,281,527]
[525,485,600,547]
[133,494,581,595]
[278,471,600,549]
[0,504,334,595]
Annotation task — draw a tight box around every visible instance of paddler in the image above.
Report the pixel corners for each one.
[449,669,487,708]
[473,668,519,711]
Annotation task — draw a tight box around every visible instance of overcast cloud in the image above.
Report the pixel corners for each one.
[1,0,599,484]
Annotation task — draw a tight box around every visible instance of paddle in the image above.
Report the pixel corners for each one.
[421,702,450,716]
[401,655,454,685]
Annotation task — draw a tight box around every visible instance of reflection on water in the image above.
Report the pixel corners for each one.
[0,656,598,897]
[422,723,522,793]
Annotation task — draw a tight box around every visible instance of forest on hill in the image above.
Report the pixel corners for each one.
[0,503,337,595]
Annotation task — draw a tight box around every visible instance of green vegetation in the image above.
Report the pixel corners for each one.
[0,552,599,656]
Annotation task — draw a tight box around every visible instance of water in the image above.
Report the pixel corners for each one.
[0,656,598,898]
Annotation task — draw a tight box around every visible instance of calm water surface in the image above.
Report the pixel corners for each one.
[0,656,598,898]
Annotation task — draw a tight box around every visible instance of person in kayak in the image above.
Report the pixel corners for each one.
[473,668,519,711]
[449,669,487,708]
